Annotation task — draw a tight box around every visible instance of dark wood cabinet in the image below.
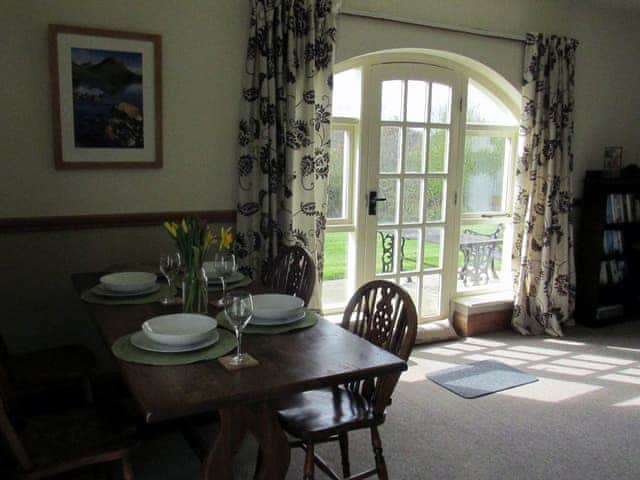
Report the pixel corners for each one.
[576,170,640,326]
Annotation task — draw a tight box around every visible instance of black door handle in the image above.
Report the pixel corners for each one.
[368,191,387,215]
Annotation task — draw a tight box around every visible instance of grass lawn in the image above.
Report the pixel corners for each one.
[323,225,503,281]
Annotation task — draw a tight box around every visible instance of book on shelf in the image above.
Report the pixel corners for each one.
[602,230,624,255]
[594,303,624,320]
[599,259,627,285]
[605,193,639,224]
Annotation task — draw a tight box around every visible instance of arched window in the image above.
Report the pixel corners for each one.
[323,51,519,321]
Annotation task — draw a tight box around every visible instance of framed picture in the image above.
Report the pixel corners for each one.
[49,25,162,169]
[604,146,623,175]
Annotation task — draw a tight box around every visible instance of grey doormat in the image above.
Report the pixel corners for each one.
[427,360,538,398]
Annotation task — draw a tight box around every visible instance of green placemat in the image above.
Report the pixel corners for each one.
[216,310,318,335]
[81,284,172,305]
[111,329,236,366]
[207,276,253,292]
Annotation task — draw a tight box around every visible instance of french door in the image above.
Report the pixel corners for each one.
[359,63,464,321]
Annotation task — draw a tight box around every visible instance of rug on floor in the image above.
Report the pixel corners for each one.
[427,360,538,398]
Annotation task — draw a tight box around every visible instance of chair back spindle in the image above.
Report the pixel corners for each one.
[341,280,417,415]
[266,245,316,306]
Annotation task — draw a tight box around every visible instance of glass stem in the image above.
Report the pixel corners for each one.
[220,276,226,297]
[167,278,173,297]
[235,327,243,358]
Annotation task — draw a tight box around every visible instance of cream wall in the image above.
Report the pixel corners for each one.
[0,0,250,217]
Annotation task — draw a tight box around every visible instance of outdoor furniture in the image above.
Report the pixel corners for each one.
[276,280,418,480]
[264,245,316,306]
[378,226,503,287]
[72,273,406,480]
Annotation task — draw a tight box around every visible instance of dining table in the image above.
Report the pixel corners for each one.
[72,272,408,480]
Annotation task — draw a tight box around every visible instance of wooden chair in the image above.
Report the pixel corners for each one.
[0,371,138,479]
[265,245,316,306]
[0,334,96,407]
[275,280,418,480]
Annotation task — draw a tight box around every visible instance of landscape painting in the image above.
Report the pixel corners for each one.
[50,25,162,169]
[71,48,143,148]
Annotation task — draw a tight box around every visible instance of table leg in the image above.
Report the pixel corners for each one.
[202,403,290,480]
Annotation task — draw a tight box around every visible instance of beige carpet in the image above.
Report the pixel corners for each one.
[132,321,640,479]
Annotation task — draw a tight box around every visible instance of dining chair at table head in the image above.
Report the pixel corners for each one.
[265,245,316,306]
[276,280,417,480]
[0,374,138,480]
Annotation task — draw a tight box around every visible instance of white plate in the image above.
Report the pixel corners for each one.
[130,330,219,353]
[204,270,245,284]
[250,310,306,326]
[100,272,157,293]
[92,283,160,297]
[252,294,305,320]
[142,314,217,346]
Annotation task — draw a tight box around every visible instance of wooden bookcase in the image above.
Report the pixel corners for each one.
[576,170,640,326]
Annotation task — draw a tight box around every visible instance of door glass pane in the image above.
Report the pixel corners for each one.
[424,227,444,270]
[380,126,402,173]
[333,68,362,118]
[428,128,449,173]
[376,230,396,274]
[381,80,404,121]
[405,127,426,173]
[402,179,423,223]
[462,136,509,213]
[328,128,347,219]
[406,81,429,123]
[378,178,399,225]
[430,83,452,124]
[425,178,445,222]
[399,276,419,312]
[400,228,420,272]
[458,223,508,291]
[422,274,441,317]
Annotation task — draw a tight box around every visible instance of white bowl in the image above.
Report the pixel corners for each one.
[142,314,217,346]
[100,272,157,293]
[252,294,305,320]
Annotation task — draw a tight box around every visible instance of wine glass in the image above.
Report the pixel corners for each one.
[223,290,253,365]
[159,252,181,305]
[213,252,236,306]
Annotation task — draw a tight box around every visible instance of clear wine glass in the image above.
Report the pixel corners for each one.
[223,290,253,365]
[159,252,181,305]
[214,252,236,307]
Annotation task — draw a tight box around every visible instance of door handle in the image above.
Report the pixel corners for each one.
[368,191,387,215]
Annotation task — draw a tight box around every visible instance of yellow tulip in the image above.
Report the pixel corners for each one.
[219,227,233,250]
[181,219,189,233]
[163,221,178,238]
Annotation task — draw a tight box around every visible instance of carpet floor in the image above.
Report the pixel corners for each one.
[131,320,640,480]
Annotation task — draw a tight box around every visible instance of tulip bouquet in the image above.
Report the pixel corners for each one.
[164,217,233,313]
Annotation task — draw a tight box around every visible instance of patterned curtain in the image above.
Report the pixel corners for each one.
[512,33,579,336]
[235,0,338,307]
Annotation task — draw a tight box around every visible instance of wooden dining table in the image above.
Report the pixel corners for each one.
[72,273,407,480]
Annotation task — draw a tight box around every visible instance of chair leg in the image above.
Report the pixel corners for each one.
[122,455,135,480]
[83,375,94,404]
[370,426,388,480]
[338,433,351,478]
[303,443,315,480]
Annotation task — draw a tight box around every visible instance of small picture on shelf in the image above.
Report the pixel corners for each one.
[604,146,623,177]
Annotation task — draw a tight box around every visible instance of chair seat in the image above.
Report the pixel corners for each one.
[8,345,96,391]
[277,387,384,441]
[20,403,138,470]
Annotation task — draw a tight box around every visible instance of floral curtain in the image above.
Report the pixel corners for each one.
[235,0,338,307]
[512,33,579,336]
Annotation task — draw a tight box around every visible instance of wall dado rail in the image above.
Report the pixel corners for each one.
[0,210,236,234]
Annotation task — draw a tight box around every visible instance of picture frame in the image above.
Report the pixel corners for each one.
[49,24,162,169]
[604,146,623,176]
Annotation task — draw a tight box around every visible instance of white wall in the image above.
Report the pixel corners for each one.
[337,0,640,196]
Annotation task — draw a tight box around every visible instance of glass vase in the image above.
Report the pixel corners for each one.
[182,265,208,314]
